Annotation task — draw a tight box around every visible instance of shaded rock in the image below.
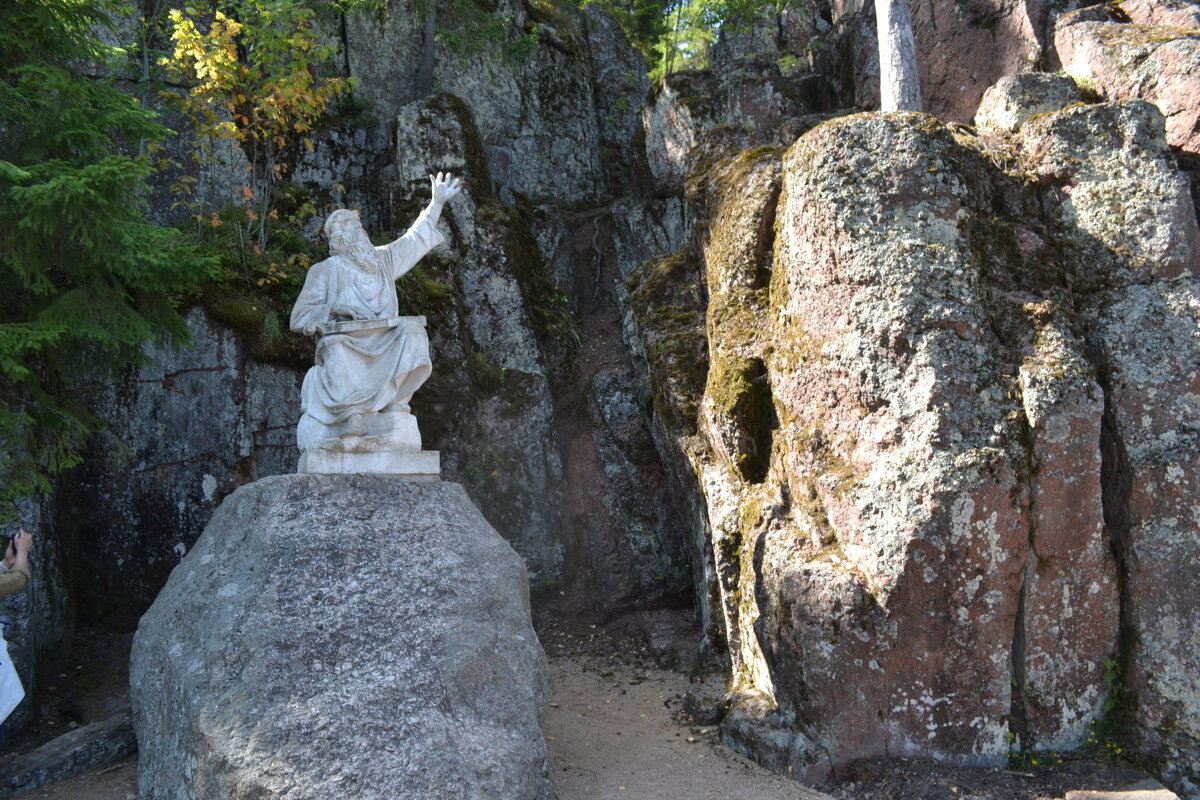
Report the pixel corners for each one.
[385,95,566,581]
[54,307,302,618]
[582,4,652,194]
[131,474,549,800]
[346,0,604,204]
[607,608,700,670]
[573,368,691,610]
[975,73,1083,134]
[643,62,834,194]
[682,688,726,726]
[0,710,135,798]
[644,71,724,194]
[1055,5,1200,160]
[624,249,724,649]
[526,197,693,615]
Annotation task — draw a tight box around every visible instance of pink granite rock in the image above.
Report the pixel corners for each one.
[1055,5,1200,159]
[849,0,1063,122]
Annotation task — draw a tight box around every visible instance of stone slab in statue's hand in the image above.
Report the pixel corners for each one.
[430,172,463,206]
[331,303,364,321]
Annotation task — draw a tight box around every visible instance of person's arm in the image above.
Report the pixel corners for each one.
[0,567,29,598]
[0,530,32,598]
[385,173,462,280]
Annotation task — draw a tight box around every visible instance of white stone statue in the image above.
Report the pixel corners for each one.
[290,173,462,476]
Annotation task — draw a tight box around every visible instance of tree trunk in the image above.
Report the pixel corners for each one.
[875,0,922,112]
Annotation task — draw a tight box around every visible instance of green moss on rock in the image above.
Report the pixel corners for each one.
[626,249,709,434]
[706,353,774,483]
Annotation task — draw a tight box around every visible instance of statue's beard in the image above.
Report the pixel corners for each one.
[348,243,382,274]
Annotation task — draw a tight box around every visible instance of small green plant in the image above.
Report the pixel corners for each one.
[1007,748,1065,769]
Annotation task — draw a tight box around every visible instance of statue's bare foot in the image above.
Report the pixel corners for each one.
[345,413,366,436]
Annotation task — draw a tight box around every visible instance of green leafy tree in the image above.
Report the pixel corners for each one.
[599,0,801,80]
[591,0,673,65]
[0,0,214,513]
[159,0,352,250]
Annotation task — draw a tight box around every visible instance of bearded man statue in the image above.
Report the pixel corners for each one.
[289,173,462,475]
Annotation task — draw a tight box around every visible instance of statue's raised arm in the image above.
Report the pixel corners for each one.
[382,172,463,283]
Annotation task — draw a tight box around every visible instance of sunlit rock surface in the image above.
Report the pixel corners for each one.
[628,96,1200,782]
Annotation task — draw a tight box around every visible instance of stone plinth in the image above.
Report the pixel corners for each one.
[298,447,440,479]
[130,474,549,800]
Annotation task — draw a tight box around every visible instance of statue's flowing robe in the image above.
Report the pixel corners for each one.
[290,210,444,426]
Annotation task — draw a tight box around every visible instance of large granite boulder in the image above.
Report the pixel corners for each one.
[131,474,549,800]
[627,99,1200,790]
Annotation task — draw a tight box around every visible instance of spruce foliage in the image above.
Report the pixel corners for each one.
[0,0,213,513]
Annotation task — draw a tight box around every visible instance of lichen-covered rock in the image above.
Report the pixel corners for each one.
[625,109,1176,780]
[1087,281,1200,796]
[709,6,813,65]
[763,114,1035,775]
[1016,318,1118,751]
[643,71,724,194]
[975,73,1083,134]
[643,62,833,194]
[1021,100,1200,281]
[582,4,652,194]
[625,248,722,640]
[1055,5,1200,160]
[1021,98,1200,795]
[346,0,605,204]
[131,474,549,800]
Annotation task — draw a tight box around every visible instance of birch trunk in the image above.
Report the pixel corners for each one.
[875,0,922,111]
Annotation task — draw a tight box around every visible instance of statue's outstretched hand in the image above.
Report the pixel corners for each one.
[430,172,463,206]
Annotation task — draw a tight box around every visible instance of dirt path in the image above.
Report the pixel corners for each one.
[545,653,824,800]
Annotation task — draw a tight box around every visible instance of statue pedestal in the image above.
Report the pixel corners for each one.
[297,410,440,480]
[299,448,440,480]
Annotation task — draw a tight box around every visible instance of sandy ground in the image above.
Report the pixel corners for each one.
[545,654,824,800]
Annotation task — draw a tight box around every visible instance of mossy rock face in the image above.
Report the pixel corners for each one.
[702,354,774,483]
[625,249,709,435]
